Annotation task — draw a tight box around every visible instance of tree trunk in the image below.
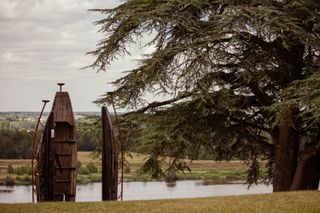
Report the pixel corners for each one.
[272,109,299,192]
[290,143,320,190]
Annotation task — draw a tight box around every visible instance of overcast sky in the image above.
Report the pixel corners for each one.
[0,0,150,112]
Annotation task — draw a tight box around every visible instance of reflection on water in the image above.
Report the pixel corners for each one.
[0,185,32,203]
[0,188,13,193]
[166,182,177,188]
[0,180,273,203]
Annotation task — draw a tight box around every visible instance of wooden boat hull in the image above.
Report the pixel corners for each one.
[36,92,77,202]
[36,112,54,201]
[101,106,118,200]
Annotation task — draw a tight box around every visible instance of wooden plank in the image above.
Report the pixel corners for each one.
[55,153,72,156]
[51,92,75,126]
[36,112,55,202]
[101,107,118,201]
[54,140,76,143]
[54,167,76,169]
[56,180,71,183]
[36,90,77,202]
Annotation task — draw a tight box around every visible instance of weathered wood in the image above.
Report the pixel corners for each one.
[52,92,77,201]
[52,92,75,126]
[36,112,54,202]
[101,107,118,201]
[36,91,77,202]
[32,99,49,203]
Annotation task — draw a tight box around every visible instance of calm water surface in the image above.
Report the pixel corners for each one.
[0,180,273,203]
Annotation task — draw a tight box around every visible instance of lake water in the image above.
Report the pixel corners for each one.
[0,180,273,203]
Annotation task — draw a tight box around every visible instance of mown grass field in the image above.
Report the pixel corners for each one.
[1,191,319,213]
[0,152,250,185]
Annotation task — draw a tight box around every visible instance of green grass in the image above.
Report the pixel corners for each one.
[1,191,319,213]
[76,173,101,184]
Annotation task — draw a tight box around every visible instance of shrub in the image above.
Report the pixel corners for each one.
[78,166,90,175]
[26,166,32,175]
[24,175,31,182]
[15,166,32,175]
[86,162,98,173]
[4,176,15,186]
[124,165,131,174]
[77,161,82,170]
[15,176,31,184]
[165,169,178,182]
[7,164,14,174]
[15,166,25,175]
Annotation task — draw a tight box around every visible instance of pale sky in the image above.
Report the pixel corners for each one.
[0,0,151,112]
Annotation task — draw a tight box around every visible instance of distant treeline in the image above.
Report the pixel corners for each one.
[0,129,98,159]
[0,114,223,160]
[77,130,98,152]
[0,130,33,159]
[0,119,36,131]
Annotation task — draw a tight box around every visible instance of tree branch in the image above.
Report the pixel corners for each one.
[230,116,269,132]
[124,92,193,115]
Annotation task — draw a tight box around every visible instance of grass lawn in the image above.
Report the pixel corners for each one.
[1,191,319,213]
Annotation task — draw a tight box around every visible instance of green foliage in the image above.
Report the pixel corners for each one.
[0,129,33,159]
[0,120,11,130]
[15,175,32,185]
[77,130,98,151]
[7,164,14,174]
[124,165,131,174]
[0,115,101,160]
[88,0,320,187]
[246,157,260,187]
[78,166,90,175]
[4,175,15,186]
[76,116,101,152]
[76,161,82,170]
[0,118,36,131]
[137,155,165,179]
[23,175,31,182]
[0,115,100,159]
[77,162,98,176]
[165,168,178,182]
[86,162,98,173]
[14,166,32,176]
[77,173,101,184]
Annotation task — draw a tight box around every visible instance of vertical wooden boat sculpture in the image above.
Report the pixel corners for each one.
[36,86,77,202]
[36,112,54,201]
[101,106,118,200]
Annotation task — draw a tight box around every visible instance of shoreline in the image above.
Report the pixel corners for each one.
[0,153,251,187]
